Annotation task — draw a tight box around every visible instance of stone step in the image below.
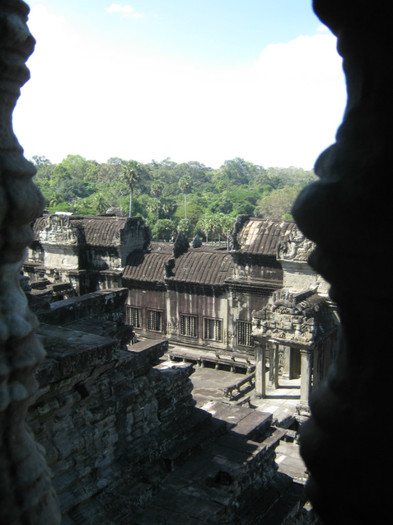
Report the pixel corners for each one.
[245,482,308,525]
[162,408,228,468]
[201,400,273,441]
[131,416,287,524]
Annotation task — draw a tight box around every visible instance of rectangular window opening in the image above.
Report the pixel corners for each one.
[147,309,162,331]
[180,314,198,338]
[237,320,252,347]
[126,306,142,328]
[204,318,223,342]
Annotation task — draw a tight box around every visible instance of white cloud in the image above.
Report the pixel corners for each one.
[13,5,346,169]
[106,4,144,19]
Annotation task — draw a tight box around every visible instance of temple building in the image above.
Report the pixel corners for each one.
[26,213,339,411]
[3,1,391,522]
[24,212,150,296]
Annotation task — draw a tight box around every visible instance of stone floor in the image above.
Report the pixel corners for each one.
[188,363,301,426]
[161,358,308,489]
[250,377,308,486]
[251,376,301,427]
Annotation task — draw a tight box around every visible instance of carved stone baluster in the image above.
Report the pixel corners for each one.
[293,1,393,523]
[0,1,61,523]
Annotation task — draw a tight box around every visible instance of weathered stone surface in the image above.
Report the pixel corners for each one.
[277,226,329,295]
[131,406,301,525]
[38,288,128,326]
[27,320,204,520]
[26,214,150,294]
[292,1,393,523]
[0,1,61,522]
[253,290,338,348]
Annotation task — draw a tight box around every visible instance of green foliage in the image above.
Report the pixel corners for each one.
[195,213,236,243]
[254,186,302,220]
[121,160,149,217]
[177,218,192,238]
[150,219,175,241]
[30,154,313,226]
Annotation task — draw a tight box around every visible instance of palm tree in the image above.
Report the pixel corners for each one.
[197,214,216,243]
[178,175,192,219]
[217,213,235,249]
[92,193,108,214]
[121,160,145,217]
[49,192,63,208]
[150,180,164,220]
[178,218,191,238]
[146,198,159,218]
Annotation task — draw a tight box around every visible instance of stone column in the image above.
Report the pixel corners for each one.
[273,343,279,389]
[299,348,313,408]
[293,1,393,523]
[0,2,61,523]
[254,341,266,398]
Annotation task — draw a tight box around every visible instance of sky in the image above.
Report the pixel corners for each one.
[13,0,347,170]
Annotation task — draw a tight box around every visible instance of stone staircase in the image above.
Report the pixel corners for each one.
[61,396,309,524]
[128,401,307,525]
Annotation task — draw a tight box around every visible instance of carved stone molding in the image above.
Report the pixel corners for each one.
[0,1,61,522]
[277,226,315,263]
[39,214,79,245]
[293,1,393,523]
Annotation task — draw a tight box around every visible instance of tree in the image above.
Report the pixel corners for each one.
[145,197,159,219]
[178,175,192,219]
[177,218,192,238]
[160,198,177,220]
[217,213,236,249]
[213,158,254,187]
[48,192,64,208]
[196,214,217,243]
[150,219,173,241]
[254,186,301,220]
[150,180,165,219]
[121,160,146,217]
[91,193,109,214]
[31,155,53,182]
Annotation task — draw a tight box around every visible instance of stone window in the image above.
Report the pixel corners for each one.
[204,318,222,342]
[126,306,142,328]
[237,321,252,347]
[147,309,162,331]
[180,314,198,338]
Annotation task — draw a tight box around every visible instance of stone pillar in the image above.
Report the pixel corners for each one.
[293,1,393,523]
[273,343,279,389]
[254,341,266,398]
[0,2,61,523]
[299,348,313,408]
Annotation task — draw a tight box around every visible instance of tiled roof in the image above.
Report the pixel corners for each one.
[168,249,233,286]
[70,216,127,247]
[123,244,233,287]
[32,215,144,248]
[235,219,296,256]
[123,250,168,284]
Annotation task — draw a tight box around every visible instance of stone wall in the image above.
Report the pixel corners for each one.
[277,226,330,295]
[26,214,150,295]
[27,330,196,522]
[0,2,61,522]
[38,288,129,326]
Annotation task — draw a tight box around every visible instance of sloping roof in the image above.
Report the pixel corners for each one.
[235,219,296,256]
[123,243,233,287]
[70,216,127,247]
[123,250,168,284]
[31,214,143,248]
[168,249,233,286]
